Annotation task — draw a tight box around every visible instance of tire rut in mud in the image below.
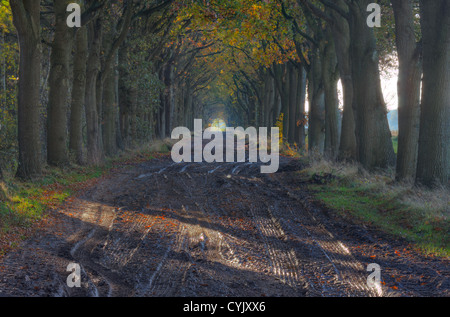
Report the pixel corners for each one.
[0,156,448,297]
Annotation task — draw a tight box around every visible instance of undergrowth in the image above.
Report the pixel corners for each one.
[0,141,169,256]
[302,158,449,258]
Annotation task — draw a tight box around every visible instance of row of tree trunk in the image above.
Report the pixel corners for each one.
[9,0,178,178]
[232,0,448,187]
[317,0,449,186]
[8,0,449,187]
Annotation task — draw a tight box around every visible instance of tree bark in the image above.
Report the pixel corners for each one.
[307,49,326,154]
[160,60,176,138]
[294,64,307,148]
[129,86,137,141]
[183,79,193,128]
[392,0,422,182]
[329,0,357,161]
[84,18,103,164]
[273,63,290,141]
[286,63,298,145]
[416,0,450,187]
[102,58,117,156]
[261,72,271,128]
[47,0,73,166]
[118,43,130,146]
[348,0,396,169]
[288,62,298,145]
[10,0,42,179]
[268,75,277,127]
[69,26,88,165]
[101,28,116,157]
[168,63,175,136]
[114,52,124,150]
[322,29,340,159]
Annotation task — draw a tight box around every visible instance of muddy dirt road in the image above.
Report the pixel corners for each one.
[0,154,448,297]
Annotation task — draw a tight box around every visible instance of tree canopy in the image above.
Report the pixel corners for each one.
[0,0,448,187]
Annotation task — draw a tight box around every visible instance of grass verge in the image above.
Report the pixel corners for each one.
[0,140,172,258]
[302,159,449,258]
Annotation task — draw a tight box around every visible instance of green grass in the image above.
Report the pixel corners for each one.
[392,136,398,154]
[303,161,449,258]
[0,168,97,232]
[0,143,161,237]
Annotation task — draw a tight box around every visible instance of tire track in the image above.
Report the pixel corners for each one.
[66,202,120,296]
[268,177,383,297]
[1,155,447,297]
[232,172,380,297]
[132,173,195,296]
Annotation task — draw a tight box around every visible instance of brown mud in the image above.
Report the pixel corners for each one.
[0,153,448,297]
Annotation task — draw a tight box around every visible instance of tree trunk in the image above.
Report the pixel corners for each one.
[159,64,169,139]
[261,72,276,128]
[161,61,175,138]
[10,0,42,179]
[184,79,193,128]
[330,0,357,161]
[348,0,396,169]
[187,89,194,130]
[288,63,298,145]
[168,63,175,136]
[307,49,326,154]
[294,64,307,148]
[95,64,104,155]
[69,26,88,165]
[101,28,117,157]
[273,63,290,141]
[416,0,450,187]
[47,0,73,166]
[114,52,124,150]
[118,43,130,146]
[274,89,282,127]
[129,86,137,141]
[261,73,269,128]
[322,29,340,159]
[84,18,102,164]
[392,0,422,182]
[102,59,117,156]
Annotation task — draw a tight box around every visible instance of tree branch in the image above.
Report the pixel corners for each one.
[133,0,174,19]
[101,3,134,84]
[81,0,108,27]
[297,0,334,24]
[318,0,350,20]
